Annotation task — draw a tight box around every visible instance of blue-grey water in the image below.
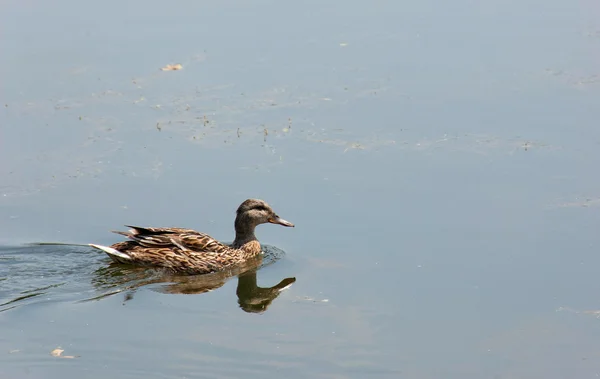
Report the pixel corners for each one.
[2,0,600,378]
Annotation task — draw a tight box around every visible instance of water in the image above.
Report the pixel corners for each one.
[2,0,600,377]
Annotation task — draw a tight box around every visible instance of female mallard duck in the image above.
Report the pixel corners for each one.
[89,199,294,275]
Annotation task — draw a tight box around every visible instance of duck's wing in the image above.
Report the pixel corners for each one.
[104,225,237,274]
[112,225,228,253]
[177,233,230,254]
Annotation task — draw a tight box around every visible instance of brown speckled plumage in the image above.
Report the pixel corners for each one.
[90,199,294,275]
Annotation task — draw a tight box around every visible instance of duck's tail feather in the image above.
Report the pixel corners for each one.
[88,244,132,260]
[111,230,134,238]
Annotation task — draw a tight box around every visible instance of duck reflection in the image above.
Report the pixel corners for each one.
[236,270,295,313]
[89,255,295,313]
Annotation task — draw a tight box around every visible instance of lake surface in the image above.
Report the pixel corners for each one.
[2,0,600,377]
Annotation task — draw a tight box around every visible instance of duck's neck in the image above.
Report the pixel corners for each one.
[232,215,258,248]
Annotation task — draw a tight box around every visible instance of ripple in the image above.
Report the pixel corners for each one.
[0,243,291,312]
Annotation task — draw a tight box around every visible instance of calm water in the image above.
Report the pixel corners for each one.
[2,0,600,377]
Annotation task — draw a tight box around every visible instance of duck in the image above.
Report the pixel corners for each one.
[89,199,294,275]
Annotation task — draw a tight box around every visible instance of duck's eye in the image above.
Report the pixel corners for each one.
[255,206,268,212]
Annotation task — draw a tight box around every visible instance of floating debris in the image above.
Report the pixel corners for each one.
[344,142,364,153]
[557,306,600,318]
[50,348,63,357]
[50,347,78,359]
[294,296,329,303]
[160,64,183,71]
[554,197,600,208]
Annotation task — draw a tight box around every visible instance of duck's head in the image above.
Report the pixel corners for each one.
[235,199,294,229]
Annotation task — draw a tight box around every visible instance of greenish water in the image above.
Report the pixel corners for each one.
[2,0,600,377]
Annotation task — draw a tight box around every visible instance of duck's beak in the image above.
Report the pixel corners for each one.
[269,216,294,227]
